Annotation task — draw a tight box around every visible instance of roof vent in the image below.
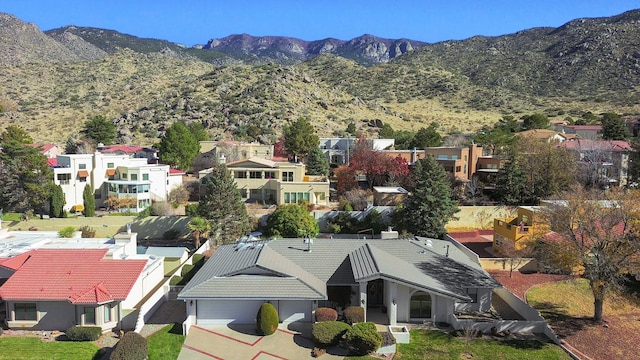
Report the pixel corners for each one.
[426,240,432,247]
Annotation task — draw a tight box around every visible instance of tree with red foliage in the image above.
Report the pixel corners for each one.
[273,136,287,159]
[335,165,357,194]
[348,136,409,188]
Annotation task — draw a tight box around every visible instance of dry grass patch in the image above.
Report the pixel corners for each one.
[527,278,640,360]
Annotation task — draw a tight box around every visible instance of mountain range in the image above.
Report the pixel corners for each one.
[0,10,639,145]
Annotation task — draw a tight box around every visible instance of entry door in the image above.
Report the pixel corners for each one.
[367,279,384,306]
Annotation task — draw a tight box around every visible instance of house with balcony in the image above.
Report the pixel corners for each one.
[199,158,330,206]
[493,206,545,253]
[52,151,182,213]
[96,144,159,163]
[425,144,483,181]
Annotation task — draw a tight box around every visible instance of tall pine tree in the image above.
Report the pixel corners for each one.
[198,164,250,244]
[306,147,329,176]
[157,122,200,171]
[401,156,459,239]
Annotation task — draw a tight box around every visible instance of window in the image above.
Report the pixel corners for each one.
[122,173,127,179]
[130,174,138,181]
[455,166,462,172]
[409,292,432,318]
[138,199,150,209]
[249,171,261,179]
[104,304,112,323]
[264,171,275,179]
[282,172,294,182]
[14,303,37,321]
[78,164,87,170]
[107,162,114,168]
[142,174,149,181]
[235,171,247,179]
[79,176,87,182]
[466,288,478,303]
[239,189,247,198]
[84,307,96,325]
[284,192,290,203]
[254,150,258,156]
[57,173,71,185]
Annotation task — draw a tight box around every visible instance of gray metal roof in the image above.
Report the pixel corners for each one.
[179,237,500,301]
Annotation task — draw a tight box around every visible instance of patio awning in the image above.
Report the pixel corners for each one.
[106,169,116,176]
[77,170,89,178]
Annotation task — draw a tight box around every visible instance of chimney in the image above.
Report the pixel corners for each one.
[380,227,399,239]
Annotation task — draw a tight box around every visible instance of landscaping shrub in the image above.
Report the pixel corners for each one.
[256,303,279,335]
[315,307,338,322]
[343,306,364,324]
[311,321,351,347]
[345,322,382,356]
[181,264,195,283]
[58,226,76,238]
[110,331,148,360]
[79,225,96,238]
[185,203,199,217]
[169,276,182,285]
[192,253,205,267]
[65,326,102,341]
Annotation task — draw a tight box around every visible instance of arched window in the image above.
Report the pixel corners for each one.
[410,291,432,318]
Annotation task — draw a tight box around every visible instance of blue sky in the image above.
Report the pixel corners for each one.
[1,1,638,46]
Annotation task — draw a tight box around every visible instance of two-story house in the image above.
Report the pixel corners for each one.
[558,139,632,187]
[199,158,330,206]
[425,144,483,181]
[493,206,544,253]
[52,152,182,213]
[319,138,395,165]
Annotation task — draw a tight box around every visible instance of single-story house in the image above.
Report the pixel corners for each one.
[179,237,500,333]
[0,248,154,332]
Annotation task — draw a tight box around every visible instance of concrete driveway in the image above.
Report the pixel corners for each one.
[177,323,349,360]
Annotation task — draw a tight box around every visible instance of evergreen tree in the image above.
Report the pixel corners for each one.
[65,136,79,154]
[410,122,443,149]
[187,122,210,141]
[401,156,459,239]
[49,184,66,218]
[82,185,95,217]
[600,112,630,140]
[265,203,319,238]
[521,113,550,130]
[378,123,394,139]
[306,147,329,176]
[157,122,201,170]
[81,115,117,145]
[198,164,250,244]
[493,159,529,205]
[283,118,319,162]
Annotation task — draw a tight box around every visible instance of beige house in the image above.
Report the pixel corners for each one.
[199,141,274,162]
[200,158,329,206]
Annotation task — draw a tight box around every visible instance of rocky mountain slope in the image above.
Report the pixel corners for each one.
[1,10,639,146]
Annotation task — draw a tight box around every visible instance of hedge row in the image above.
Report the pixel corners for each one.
[66,326,102,341]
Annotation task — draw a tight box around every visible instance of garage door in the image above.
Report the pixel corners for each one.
[196,300,263,325]
[278,300,311,323]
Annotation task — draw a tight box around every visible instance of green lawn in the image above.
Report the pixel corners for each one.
[0,337,101,360]
[147,323,186,360]
[1,212,22,221]
[382,330,568,360]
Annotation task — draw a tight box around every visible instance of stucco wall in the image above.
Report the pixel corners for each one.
[7,301,74,331]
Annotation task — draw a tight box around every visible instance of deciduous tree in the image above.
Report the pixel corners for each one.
[349,136,409,188]
[399,156,459,238]
[537,187,640,323]
[198,164,250,244]
[264,203,319,238]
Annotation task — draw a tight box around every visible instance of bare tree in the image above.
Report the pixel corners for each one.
[537,187,640,323]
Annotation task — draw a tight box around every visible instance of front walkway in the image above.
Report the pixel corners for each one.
[177,323,349,360]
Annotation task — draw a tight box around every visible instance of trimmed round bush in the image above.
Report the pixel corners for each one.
[110,331,148,360]
[65,326,102,341]
[169,275,182,285]
[312,321,351,347]
[345,322,382,356]
[343,306,364,324]
[315,307,338,322]
[256,302,279,335]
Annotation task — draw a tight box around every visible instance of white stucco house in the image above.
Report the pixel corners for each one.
[51,151,183,213]
[179,236,500,334]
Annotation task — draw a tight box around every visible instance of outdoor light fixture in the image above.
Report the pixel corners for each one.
[189,300,193,306]
[392,299,396,305]
[361,299,365,305]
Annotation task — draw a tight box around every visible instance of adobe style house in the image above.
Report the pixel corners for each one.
[0,248,154,332]
[515,129,569,143]
[493,206,542,253]
[558,139,632,187]
[52,151,183,213]
[380,148,426,165]
[559,125,603,140]
[199,141,274,162]
[425,144,483,181]
[200,157,330,206]
[178,236,500,334]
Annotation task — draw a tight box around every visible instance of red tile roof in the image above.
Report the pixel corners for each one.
[47,158,58,167]
[0,249,146,304]
[169,168,185,175]
[0,251,35,271]
[26,143,57,153]
[564,125,603,131]
[559,139,632,152]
